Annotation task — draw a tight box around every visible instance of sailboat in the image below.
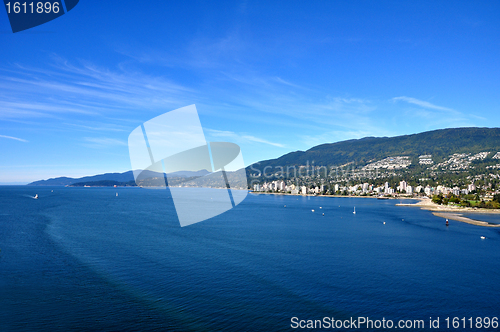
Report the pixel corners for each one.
[34,194,38,199]
[353,206,356,214]
[116,193,118,197]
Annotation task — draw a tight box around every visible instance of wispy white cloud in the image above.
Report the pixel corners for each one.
[0,135,28,142]
[205,129,285,148]
[241,135,285,148]
[64,122,128,132]
[273,77,305,89]
[0,100,97,116]
[392,96,456,112]
[392,96,479,131]
[205,129,236,138]
[82,137,127,148]
[0,59,195,122]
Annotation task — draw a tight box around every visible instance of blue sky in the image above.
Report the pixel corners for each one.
[1,1,499,183]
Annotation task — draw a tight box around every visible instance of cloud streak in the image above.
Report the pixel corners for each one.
[0,135,28,142]
[0,59,195,123]
[205,129,285,148]
[82,137,127,148]
[391,96,455,112]
[241,135,285,148]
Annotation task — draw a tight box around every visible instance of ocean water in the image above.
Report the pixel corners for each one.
[1,186,499,331]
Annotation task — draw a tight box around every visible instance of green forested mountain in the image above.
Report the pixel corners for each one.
[28,127,500,187]
[249,127,500,170]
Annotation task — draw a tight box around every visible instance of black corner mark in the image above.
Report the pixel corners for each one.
[64,0,77,12]
[3,0,79,33]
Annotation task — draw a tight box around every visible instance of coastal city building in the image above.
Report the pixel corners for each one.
[251,178,496,202]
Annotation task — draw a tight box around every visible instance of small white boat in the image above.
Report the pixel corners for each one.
[116,193,118,197]
[353,207,356,214]
[481,236,486,240]
[311,209,315,212]
[34,194,38,199]
[383,222,386,224]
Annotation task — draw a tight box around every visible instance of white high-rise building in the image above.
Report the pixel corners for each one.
[406,186,413,195]
[400,181,407,192]
[424,186,432,196]
[436,185,442,194]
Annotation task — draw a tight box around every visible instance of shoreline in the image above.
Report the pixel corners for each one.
[396,199,500,214]
[432,212,500,227]
[397,198,500,227]
[250,191,417,200]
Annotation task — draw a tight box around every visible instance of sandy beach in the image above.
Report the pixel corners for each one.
[432,212,500,227]
[396,198,500,227]
[396,198,500,214]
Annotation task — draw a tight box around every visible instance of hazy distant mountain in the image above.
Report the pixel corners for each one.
[28,169,211,186]
[28,172,134,186]
[248,127,500,171]
[28,127,500,186]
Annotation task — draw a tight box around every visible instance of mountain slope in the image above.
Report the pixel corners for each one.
[28,171,136,186]
[28,127,500,186]
[28,170,211,186]
[249,127,500,169]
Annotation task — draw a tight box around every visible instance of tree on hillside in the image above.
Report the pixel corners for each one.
[432,194,443,205]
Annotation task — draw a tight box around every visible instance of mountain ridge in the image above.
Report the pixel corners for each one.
[28,170,211,186]
[27,127,500,186]
[249,127,500,171]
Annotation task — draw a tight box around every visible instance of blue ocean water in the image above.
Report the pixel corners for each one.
[1,186,499,331]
